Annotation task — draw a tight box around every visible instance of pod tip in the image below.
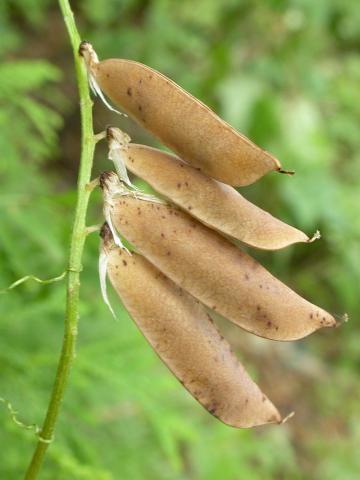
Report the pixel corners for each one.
[277,168,295,176]
[308,230,321,243]
[279,411,295,425]
[335,312,349,327]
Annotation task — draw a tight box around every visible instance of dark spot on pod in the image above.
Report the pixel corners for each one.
[167,251,171,256]
[177,183,181,188]
[180,164,184,168]
[161,215,166,219]
[138,105,142,112]
[245,398,249,405]
[251,260,258,271]
[122,260,127,266]
[148,74,153,79]
[322,316,326,321]
[262,395,266,402]
[310,313,313,319]
[185,182,189,187]
[259,284,263,289]
[256,305,261,311]
[212,305,217,311]
[245,274,250,280]
[268,414,279,423]
[206,314,214,324]
[161,233,165,238]
[106,73,110,78]
[207,403,217,415]
[275,326,279,331]
[188,206,193,210]
[127,87,132,96]
[267,321,272,327]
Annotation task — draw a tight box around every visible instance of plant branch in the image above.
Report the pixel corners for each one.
[24,0,95,477]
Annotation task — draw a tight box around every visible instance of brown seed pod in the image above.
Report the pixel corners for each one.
[100,223,282,428]
[101,172,336,341]
[82,43,291,186]
[106,128,315,250]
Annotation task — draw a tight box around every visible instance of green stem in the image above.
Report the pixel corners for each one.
[24,1,95,478]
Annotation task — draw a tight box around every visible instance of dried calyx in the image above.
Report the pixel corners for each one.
[99,222,121,319]
[99,172,130,250]
[106,127,135,189]
[100,171,165,250]
[79,41,126,116]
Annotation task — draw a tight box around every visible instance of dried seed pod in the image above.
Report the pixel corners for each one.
[82,43,290,186]
[106,128,315,250]
[101,172,336,341]
[100,223,282,428]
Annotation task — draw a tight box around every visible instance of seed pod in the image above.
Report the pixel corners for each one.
[101,172,336,341]
[82,43,291,186]
[100,223,282,428]
[106,128,315,250]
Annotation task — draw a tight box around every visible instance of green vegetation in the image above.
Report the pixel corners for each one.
[0,1,359,478]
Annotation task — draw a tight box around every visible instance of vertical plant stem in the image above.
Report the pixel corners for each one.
[24,1,94,478]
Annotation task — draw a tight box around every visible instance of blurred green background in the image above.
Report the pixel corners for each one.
[1,0,359,478]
